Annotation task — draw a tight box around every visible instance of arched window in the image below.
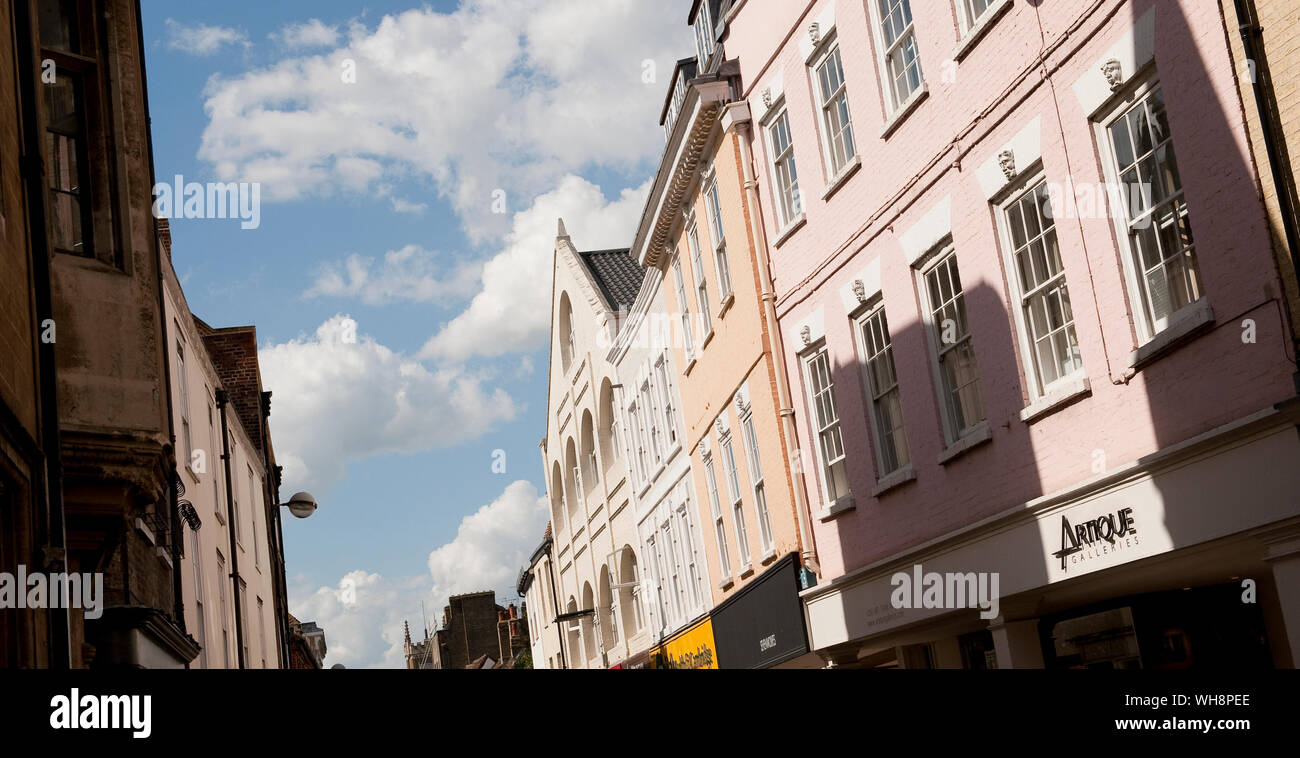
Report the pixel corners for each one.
[599,379,619,473]
[581,582,597,663]
[618,545,644,635]
[599,565,618,650]
[579,410,599,492]
[565,596,582,668]
[558,292,576,372]
[563,438,581,526]
[550,462,566,535]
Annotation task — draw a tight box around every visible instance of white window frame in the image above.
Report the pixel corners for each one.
[655,357,679,451]
[956,0,1000,34]
[642,378,664,464]
[693,0,714,68]
[703,175,734,301]
[739,410,774,555]
[852,299,911,477]
[916,244,986,444]
[676,499,705,611]
[703,451,732,579]
[994,172,1085,399]
[1094,76,1203,343]
[811,40,857,177]
[688,221,714,337]
[672,255,696,360]
[176,341,192,473]
[765,107,803,229]
[802,344,851,508]
[719,428,751,567]
[627,401,648,484]
[866,0,924,112]
[247,465,260,568]
[190,529,207,667]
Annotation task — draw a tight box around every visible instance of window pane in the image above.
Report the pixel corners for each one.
[38,0,81,53]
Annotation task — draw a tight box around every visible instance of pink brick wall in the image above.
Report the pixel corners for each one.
[726,0,1297,579]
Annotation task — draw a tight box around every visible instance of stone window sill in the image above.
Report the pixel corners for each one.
[718,292,735,318]
[871,463,917,497]
[739,565,755,579]
[760,549,778,566]
[684,356,698,376]
[817,494,857,522]
[773,214,807,248]
[718,577,735,591]
[951,0,1013,62]
[937,420,992,465]
[1019,376,1091,424]
[1126,300,1215,371]
[879,83,930,140]
[820,155,862,201]
[701,329,716,350]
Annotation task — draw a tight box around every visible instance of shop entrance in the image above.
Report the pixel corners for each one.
[1041,581,1271,669]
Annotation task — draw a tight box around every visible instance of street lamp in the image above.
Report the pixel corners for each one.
[283,491,318,519]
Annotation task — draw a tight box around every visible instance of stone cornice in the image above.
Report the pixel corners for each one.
[59,430,170,507]
[633,78,733,269]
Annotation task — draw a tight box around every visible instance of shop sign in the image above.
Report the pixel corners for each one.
[649,618,718,669]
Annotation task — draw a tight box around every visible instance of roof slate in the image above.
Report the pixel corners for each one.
[578,248,645,311]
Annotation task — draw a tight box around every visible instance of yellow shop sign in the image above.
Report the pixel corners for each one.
[649,618,718,669]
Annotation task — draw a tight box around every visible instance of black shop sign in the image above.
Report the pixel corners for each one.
[712,552,811,669]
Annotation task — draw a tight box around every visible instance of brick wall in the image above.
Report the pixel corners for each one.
[198,325,265,453]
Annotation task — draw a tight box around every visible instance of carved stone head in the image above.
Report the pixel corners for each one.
[809,22,821,47]
[852,279,866,303]
[762,88,773,109]
[715,418,726,436]
[735,393,747,414]
[800,325,812,347]
[1101,58,1123,91]
[997,149,1016,181]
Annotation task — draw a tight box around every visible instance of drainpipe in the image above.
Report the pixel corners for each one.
[727,103,820,577]
[257,392,290,667]
[14,0,71,669]
[215,390,246,668]
[1234,0,1300,390]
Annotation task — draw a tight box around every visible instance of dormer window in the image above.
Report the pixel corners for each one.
[693,2,715,68]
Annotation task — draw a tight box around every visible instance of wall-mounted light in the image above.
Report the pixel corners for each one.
[282,491,318,519]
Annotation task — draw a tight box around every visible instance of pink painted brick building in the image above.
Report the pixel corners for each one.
[713,0,1300,668]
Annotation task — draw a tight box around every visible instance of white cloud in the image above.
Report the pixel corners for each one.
[274,19,340,49]
[289,570,424,669]
[421,174,650,362]
[165,19,248,56]
[426,480,548,607]
[196,0,688,241]
[289,480,548,668]
[389,197,427,214]
[303,245,481,305]
[259,315,515,492]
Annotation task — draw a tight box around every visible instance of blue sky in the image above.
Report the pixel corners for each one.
[140,0,691,666]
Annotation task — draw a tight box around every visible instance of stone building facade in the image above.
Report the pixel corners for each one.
[1,0,198,668]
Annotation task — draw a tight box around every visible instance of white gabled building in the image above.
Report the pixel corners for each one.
[528,221,652,669]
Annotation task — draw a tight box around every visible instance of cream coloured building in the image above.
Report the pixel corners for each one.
[161,236,283,669]
[530,223,653,668]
